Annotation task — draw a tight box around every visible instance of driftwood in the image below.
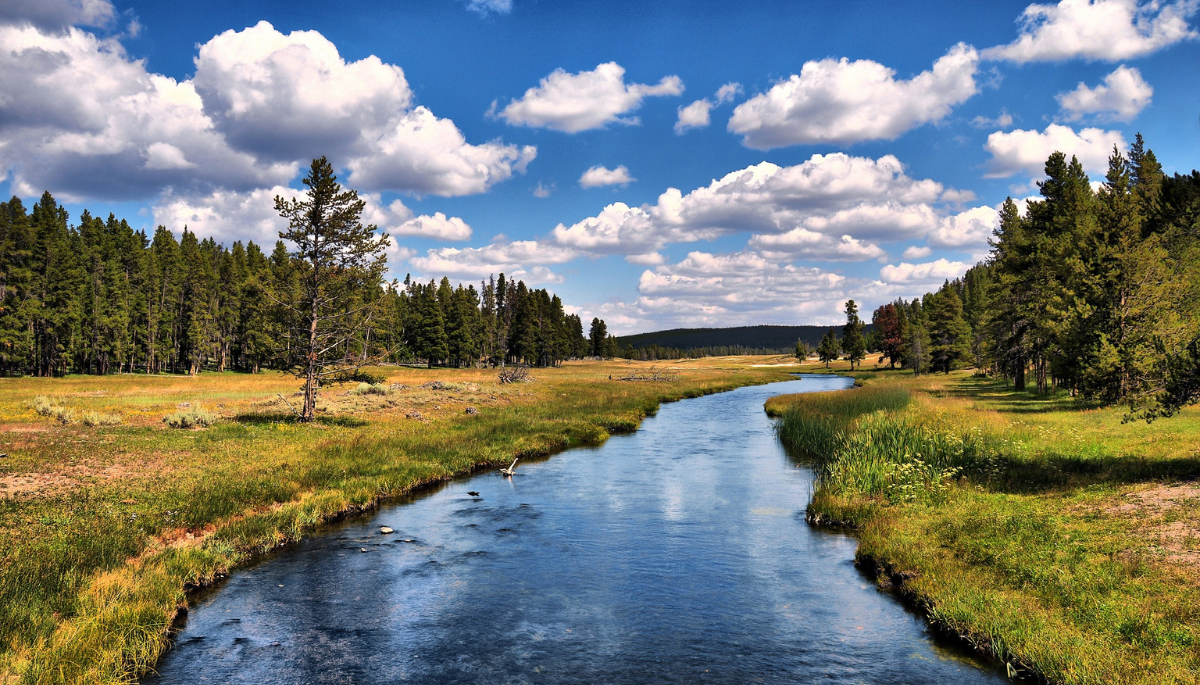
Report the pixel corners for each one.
[276,393,303,419]
[498,365,531,384]
[617,365,679,382]
[500,458,519,476]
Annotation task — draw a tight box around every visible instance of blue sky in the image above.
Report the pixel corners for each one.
[2,0,1198,333]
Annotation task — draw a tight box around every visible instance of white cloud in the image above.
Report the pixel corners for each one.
[982,0,1198,63]
[532,181,553,198]
[0,0,114,30]
[880,258,970,283]
[467,0,512,15]
[1056,65,1153,121]
[674,99,712,134]
[393,212,472,241]
[984,123,1126,177]
[579,164,635,188]
[749,230,887,261]
[715,82,743,105]
[552,153,954,260]
[154,186,468,253]
[192,21,413,162]
[902,245,933,259]
[928,205,1000,248]
[494,62,684,133]
[0,24,293,200]
[346,106,537,196]
[727,43,979,149]
[0,21,533,201]
[971,110,1015,129]
[410,240,578,281]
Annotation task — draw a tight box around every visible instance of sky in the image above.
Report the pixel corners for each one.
[2,0,1199,334]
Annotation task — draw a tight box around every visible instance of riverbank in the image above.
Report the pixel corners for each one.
[0,357,797,684]
[768,366,1200,684]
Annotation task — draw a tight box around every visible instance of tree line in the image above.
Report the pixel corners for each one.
[858,135,1199,414]
[0,190,614,377]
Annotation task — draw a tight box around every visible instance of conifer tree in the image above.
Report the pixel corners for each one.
[274,157,390,421]
[841,300,866,370]
[817,328,840,368]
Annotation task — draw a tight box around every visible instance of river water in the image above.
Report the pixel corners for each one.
[145,375,1007,684]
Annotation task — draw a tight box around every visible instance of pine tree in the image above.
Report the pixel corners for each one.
[841,300,866,370]
[817,328,840,368]
[274,157,390,421]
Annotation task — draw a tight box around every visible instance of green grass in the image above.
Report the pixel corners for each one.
[0,356,801,684]
[770,370,1200,684]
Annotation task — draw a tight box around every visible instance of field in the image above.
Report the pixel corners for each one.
[0,357,797,684]
[768,363,1200,684]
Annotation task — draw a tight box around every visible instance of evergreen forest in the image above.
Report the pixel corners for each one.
[0,192,607,376]
[865,136,1200,415]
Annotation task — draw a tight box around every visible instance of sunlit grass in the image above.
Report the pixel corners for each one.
[771,368,1200,684]
[0,356,801,684]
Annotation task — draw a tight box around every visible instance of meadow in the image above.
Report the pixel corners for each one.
[0,357,796,684]
[768,363,1200,684]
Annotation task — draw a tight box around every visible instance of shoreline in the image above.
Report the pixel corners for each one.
[0,361,795,684]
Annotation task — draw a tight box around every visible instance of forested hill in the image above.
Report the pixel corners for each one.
[614,325,869,353]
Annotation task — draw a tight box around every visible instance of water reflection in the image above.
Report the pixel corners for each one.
[145,375,1007,684]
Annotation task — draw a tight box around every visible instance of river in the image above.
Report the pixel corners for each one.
[144,375,1007,684]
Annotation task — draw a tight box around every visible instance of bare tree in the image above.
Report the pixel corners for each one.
[274,157,390,421]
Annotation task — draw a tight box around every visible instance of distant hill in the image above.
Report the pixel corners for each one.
[614,324,870,353]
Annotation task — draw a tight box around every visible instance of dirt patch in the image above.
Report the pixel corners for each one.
[0,458,165,498]
[1110,483,1200,573]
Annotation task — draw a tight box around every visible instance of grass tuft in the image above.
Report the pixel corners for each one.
[162,404,219,429]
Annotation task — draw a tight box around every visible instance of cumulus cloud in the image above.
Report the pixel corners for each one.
[0,25,293,200]
[552,153,958,260]
[346,107,537,196]
[579,164,635,188]
[675,83,744,134]
[410,240,577,282]
[392,212,472,241]
[532,181,553,198]
[984,124,1126,177]
[493,62,684,133]
[0,21,535,203]
[715,82,743,105]
[1056,65,1153,121]
[674,99,712,134]
[727,43,979,149]
[0,0,114,30]
[983,0,1198,62]
[879,258,970,283]
[902,245,933,259]
[154,186,470,259]
[928,205,1000,248]
[192,21,413,162]
[748,231,887,261]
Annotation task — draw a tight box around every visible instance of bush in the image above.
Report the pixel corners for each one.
[32,396,79,425]
[351,382,389,396]
[82,411,122,427]
[163,404,219,429]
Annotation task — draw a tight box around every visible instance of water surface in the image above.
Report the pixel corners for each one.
[147,375,1006,684]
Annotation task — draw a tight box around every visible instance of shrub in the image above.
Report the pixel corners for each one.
[163,404,219,429]
[33,395,53,416]
[82,411,122,427]
[351,382,389,396]
[32,396,80,425]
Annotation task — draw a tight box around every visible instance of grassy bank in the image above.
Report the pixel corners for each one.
[0,357,797,684]
[769,364,1200,684]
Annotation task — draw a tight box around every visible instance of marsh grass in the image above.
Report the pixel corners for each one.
[0,356,798,684]
[771,369,1200,684]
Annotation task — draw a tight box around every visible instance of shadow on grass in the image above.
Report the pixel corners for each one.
[943,375,1104,414]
